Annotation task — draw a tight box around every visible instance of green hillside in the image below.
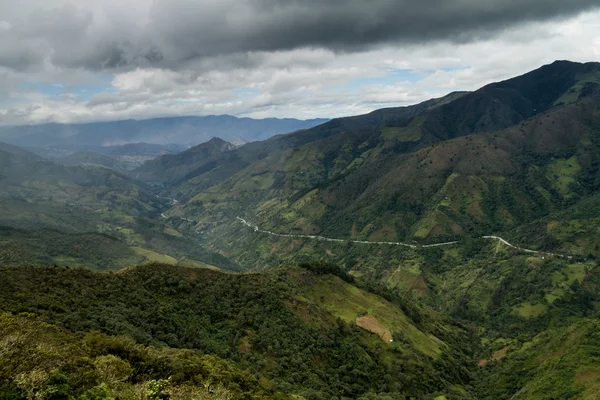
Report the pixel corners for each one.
[155,61,600,269]
[0,226,145,270]
[0,313,282,400]
[0,264,475,399]
[132,137,235,184]
[1,256,599,399]
[0,142,238,271]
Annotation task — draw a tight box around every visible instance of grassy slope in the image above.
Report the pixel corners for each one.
[299,273,443,357]
[474,320,600,400]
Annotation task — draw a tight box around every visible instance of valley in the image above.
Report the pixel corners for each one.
[1,60,600,399]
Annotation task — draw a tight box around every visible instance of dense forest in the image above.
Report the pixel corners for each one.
[0,264,478,399]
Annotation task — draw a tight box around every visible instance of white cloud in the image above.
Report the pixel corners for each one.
[0,8,599,124]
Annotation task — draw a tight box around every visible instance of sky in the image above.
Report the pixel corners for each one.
[0,0,599,125]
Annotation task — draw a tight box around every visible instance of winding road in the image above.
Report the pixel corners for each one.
[236,217,572,259]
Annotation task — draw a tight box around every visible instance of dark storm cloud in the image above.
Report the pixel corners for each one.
[146,0,600,68]
[1,0,599,72]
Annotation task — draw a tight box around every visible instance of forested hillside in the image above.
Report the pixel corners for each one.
[1,254,599,399]
[0,264,476,399]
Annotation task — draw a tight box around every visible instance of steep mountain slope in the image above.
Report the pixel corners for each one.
[418,60,600,141]
[474,320,600,400]
[162,61,600,261]
[164,61,598,202]
[0,115,329,148]
[132,137,236,183]
[160,91,468,201]
[427,244,600,400]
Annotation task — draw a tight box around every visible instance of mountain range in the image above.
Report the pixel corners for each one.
[0,115,329,149]
[1,60,600,399]
[144,61,600,259]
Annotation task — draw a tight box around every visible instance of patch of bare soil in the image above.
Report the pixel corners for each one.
[575,368,600,384]
[238,336,252,353]
[356,314,392,343]
[478,346,510,367]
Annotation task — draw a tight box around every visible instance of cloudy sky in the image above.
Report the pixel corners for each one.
[1,0,599,125]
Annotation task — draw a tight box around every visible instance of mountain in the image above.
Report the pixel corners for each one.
[132,137,236,183]
[141,91,467,201]
[2,60,600,400]
[0,115,330,150]
[152,61,600,263]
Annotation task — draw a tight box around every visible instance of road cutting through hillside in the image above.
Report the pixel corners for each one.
[236,217,572,259]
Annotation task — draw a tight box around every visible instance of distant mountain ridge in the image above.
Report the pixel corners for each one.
[132,137,236,183]
[0,115,330,149]
[54,151,130,171]
[50,143,191,171]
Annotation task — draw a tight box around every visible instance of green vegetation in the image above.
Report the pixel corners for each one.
[553,71,600,105]
[0,142,241,272]
[546,156,581,197]
[474,320,600,399]
[2,61,600,399]
[0,264,476,399]
[131,247,178,264]
[0,313,280,399]
[162,61,600,267]
[2,250,599,398]
[516,302,548,318]
[380,117,424,142]
[0,227,145,270]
